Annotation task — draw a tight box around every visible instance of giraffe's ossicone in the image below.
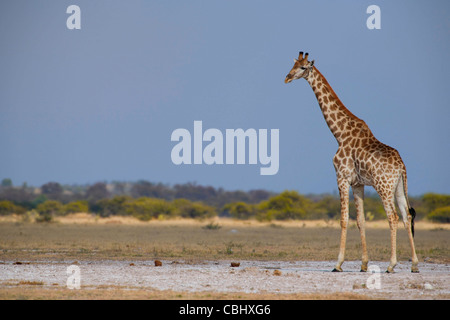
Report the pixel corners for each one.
[285,51,419,273]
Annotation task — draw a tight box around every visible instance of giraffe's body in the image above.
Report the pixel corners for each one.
[285,52,419,273]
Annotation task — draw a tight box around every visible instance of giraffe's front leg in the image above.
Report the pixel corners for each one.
[332,180,350,272]
[353,184,369,272]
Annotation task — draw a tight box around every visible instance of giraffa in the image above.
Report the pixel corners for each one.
[285,52,419,273]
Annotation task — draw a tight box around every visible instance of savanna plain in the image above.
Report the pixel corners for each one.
[0,214,448,300]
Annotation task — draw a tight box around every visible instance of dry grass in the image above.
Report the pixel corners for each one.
[1,213,449,230]
[0,215,448,263]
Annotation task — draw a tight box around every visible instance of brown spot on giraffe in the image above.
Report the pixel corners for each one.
[284,51,419,273]
[329,112,336,122]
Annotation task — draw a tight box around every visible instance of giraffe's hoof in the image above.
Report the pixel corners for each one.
[411,267,420,273]
[332,267,343,272]
[385,267,395,273]
[360,264,368,272]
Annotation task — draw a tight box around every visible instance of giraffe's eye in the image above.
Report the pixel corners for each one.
[300,67,306,70]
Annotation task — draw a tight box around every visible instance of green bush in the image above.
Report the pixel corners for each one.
[35,212,53,223]
[36,200,63,215]
[311,195,340,220]
[0,200,25,215]
[35,200,63,222]
[422,193,450,212]
[427,206,450,223]
[96,196,131,217]
[222,202,254,219]
[31,194,48,208]
[257,190,312,221]
[125,197,175,221]
[63,200,89,214]
[172,198,216,219]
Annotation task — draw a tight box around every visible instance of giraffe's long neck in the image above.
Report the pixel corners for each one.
[305,66,374,145]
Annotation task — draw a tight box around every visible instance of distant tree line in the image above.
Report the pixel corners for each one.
[0,178,449,223]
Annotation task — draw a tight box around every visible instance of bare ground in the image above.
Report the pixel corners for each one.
[0,259,448,299]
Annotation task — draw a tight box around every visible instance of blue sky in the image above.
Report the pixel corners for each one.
[1,1,449,195]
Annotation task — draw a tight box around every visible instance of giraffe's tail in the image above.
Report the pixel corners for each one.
[401,171,416,238]
[409,207,416,238]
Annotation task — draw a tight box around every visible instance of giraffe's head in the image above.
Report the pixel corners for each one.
[284,51,314,83]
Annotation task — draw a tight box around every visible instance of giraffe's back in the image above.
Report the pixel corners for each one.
[351,139,406,189]
[333,134,406,188]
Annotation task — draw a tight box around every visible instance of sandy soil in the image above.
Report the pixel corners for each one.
[1,259,448,299]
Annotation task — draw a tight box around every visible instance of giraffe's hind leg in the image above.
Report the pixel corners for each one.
[395,179,419,273]
[380,195,398,273]
[352,184,369,272]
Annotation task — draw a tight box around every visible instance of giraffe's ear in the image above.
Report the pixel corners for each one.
[310,60,315,67]
[293,58,298,63]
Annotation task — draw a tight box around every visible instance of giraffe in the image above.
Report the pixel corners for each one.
[285,51,419,273]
